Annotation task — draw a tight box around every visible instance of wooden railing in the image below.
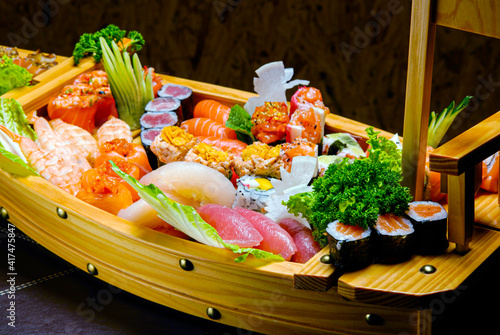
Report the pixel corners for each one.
[401,0,500,253]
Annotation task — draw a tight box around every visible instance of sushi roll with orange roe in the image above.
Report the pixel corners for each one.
[406,201,448,254]
[326,220,372,271]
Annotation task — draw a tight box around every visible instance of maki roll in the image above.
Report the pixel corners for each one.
[157,83,194,120]
[406,201,449,254]
[140,111,179,129]
[140,127,163,169]
[233,175,276,212]
[372,214,414,264]
[326,220,372,271]
[145,97,182,123]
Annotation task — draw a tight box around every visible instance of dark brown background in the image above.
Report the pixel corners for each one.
[1,0,499,143]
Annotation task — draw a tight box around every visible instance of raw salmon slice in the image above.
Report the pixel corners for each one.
[234,207,297,261]
[197,204,263,247]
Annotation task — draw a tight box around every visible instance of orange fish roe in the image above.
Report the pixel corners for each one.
[161,126,195,147]
[241,142,281,161]
[251,101,289,144]
[100,138,134,155]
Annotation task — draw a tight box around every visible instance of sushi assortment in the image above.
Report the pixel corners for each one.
[4,42,499,268]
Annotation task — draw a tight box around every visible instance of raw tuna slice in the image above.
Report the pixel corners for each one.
[145,97,181,112]
[158,83,194,119]
[279,218,321,263]
[234,207,297,261]
[140,111,179,129]
[197,204,262,247]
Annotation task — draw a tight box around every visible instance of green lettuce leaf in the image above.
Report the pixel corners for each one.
[111,161,283,262]
[225,104,255,144]
[0,98,37,140]
[364,126,402,175]
[0,145,37,177]
[0,56,32,95]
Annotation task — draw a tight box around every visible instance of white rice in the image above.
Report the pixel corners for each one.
[326,220,371,242]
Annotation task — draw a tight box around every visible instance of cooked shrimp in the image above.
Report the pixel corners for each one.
[97,116,133,148]
[33,117,91,176]
[49,118,99,166]
[0,125,81,195]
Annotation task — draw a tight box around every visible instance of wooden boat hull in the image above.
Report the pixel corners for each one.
[1,57,500,334]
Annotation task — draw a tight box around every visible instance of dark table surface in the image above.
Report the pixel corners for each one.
[1,216,500,335]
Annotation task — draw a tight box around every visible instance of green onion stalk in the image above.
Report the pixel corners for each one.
[99,37,154,130]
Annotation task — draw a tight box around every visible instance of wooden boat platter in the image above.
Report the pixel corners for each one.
[1,47,500,334]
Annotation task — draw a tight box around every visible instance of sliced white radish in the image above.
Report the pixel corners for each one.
[244,61,309,116]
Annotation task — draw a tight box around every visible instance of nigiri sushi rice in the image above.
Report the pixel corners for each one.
[233,175,276,212]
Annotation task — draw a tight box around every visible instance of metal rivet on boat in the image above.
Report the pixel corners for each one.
[420,264,437,274]
[206,307,221,320]
[365,313,384,326]
[320,254,333,264]
[0,207,9,220]
[56,207,68,219]
[179,258,194,271]
[87,263,98,276]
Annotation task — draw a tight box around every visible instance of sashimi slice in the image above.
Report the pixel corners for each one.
[278,218,321,263]
[197,204,263,247]
[234,207,297,260]
[291,230,321,263]
[139,161,236,208]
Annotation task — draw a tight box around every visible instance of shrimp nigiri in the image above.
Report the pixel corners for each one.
[180,117,237,139]
[0,125,82,195]
[34,117,91,177]
[97,116,133,148]
[49,118,99,166]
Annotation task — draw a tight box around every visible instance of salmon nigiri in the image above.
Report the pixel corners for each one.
[180,117,237,139]
[197,136,247,156]
[193,99,231,125]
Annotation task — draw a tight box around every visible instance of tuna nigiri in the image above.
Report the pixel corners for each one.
[278,218,321,263]
[197,204,263,248]
[193,99,231,125]
[181,117,237,139]
[234,207,297,261]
